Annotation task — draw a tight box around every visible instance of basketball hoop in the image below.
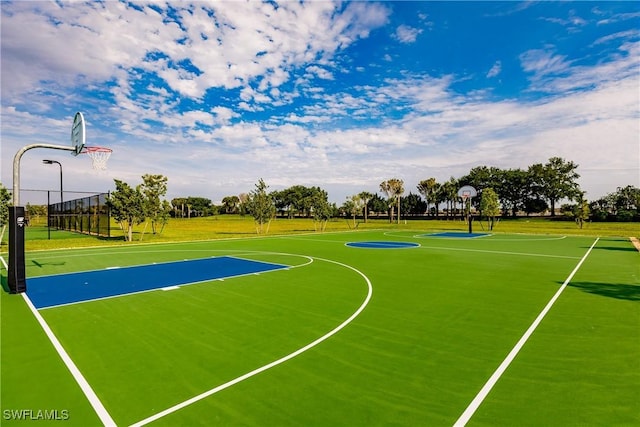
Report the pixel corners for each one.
[457,185,477,234]
[83,146,112,170]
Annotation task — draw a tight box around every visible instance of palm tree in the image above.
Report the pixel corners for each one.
[417,178,440,216]
[380,179,404,224]
[222,195,240,214]
[358,191,374,223]
[438,177,459,219]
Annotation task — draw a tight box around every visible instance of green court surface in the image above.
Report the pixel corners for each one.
[1,230,638,426]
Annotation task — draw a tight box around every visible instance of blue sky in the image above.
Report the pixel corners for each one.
[1,1,638,205]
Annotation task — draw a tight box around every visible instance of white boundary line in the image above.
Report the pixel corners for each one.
[8,228,379,259]
[20,293,117,426]
[418,245,581,260]
[0,255,116,426]
[452,237,600,427]
[129,256,373,427]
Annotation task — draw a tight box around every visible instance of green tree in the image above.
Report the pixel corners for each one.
[529,157,580,216]
[171,197,213,217]
[479,187,500,230]
[0,183,11,244]
[141,174,169,234]
[358,191,374,223]
[157,200,172,234]
[523,197,549,216]
[221,195,241,214]
[310,191,333,232]
[460,166,502,192]
[438,177,459,219]
[614,185,640,214]
[107,179,146,241]
[26,203,47,223]
[496,168,529,217]
[343,194,365,228]
[245,178,276,234]
[272,185,329,218]
[171,197,188,218]
[401,193,427,216]
[380,178,404,224]
[366,193,387,216]
[572,193,591,229]
[417,178,440,217]
[589,185,639,221]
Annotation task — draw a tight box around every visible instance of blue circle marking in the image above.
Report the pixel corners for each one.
[346,241,420,249]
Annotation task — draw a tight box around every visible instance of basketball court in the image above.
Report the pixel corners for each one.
[2,230,638,426]
[2,113,638,426]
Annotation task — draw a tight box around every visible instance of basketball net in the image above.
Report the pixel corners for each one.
[83,146,112,170]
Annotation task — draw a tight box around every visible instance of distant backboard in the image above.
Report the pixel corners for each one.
[457,185,477,199]
[71,112,86,156]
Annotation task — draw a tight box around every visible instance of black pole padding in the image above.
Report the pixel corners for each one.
[8,206,27,294]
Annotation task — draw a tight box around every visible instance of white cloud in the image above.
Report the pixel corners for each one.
[394,25,422,44]
[520,48,571,76]
[521,40,640,92]
[305,65,335,81]
[1,2,637,206]
[486,61,502,78]
[1,1,390,112]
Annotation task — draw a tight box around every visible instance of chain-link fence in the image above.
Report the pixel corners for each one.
[48,192,111,237]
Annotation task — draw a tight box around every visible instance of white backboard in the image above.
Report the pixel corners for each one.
[71,112,86,156]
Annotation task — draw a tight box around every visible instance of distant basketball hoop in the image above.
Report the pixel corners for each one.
[457,185,477,201]
[83,146,113,170]
[457,185,477,234]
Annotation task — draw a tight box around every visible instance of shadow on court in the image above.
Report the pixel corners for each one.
[566,281,640,302]
[31,260,67,268]
[589,245,638,252]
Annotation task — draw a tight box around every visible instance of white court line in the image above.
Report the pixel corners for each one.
[452,237,599,427]
[419,245,581,260]
[129,256,373,427]
[0,252,120,427]
[0,257,115,425]
[20,294,117,426]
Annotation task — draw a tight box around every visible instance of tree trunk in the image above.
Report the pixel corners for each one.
[139,221,149,241]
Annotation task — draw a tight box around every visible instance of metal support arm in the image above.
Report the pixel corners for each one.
[13,143,75,206]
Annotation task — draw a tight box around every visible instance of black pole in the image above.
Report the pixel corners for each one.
[468,198,473,234]
[8,206,27,293]
[42,159,63,204]
[58,162,63,205]
[47,190,51,240]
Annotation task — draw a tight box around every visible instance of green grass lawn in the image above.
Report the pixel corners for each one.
[2,215,639,253]
[1,225,638,426]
